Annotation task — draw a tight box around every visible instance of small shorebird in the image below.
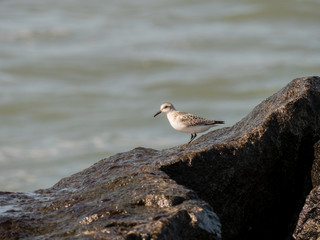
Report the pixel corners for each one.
[154,102,224,144]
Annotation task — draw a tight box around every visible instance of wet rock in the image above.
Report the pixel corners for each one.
[1,76,320,240]
[0,147,221,240]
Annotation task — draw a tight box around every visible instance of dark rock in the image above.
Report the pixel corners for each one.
[160,76,320,240]
[293,185,320,240]
[1,76,320,240]
[293,141,320,240]
[0,148,221,240]
[311,140,320,187]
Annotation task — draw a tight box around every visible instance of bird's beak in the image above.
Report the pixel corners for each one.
[154,111,161,117]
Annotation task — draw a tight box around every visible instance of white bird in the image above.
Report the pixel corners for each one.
[154,102,224,144]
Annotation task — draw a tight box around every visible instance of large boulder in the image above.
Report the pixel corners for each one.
[0,147,221,240]
[1,76,320,239]
[161,76,320,239]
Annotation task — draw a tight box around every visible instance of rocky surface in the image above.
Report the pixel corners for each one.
[293,140,320,240]
[311,140,320,187]
[1,76,320,240]
[161,76,320,240]
[0,147,221,240]
[293,185,320,240]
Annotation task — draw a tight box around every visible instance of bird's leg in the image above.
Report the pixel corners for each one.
[188,134,194,144]
[193,133,197,142]
[188,133,197,144]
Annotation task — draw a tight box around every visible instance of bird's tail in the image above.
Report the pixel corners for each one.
[205,120,225,125]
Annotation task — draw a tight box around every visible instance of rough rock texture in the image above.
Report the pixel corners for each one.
[293,141,320,240]
[311,140,320,187]
[160,76,320,240]
[293,185,320,240]
[1,76,320,240]
[0,148,221,240]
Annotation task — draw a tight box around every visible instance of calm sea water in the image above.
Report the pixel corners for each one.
[0,0,319,192]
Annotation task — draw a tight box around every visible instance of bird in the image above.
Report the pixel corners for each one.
[154,102,224,144]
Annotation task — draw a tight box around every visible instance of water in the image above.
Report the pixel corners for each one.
[0,0,319,192]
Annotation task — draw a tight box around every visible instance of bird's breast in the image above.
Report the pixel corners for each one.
[167,113,186,132]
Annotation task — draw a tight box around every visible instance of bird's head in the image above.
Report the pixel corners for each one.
[154,102,175,117]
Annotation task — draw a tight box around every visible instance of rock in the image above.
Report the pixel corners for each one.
[160,76,320,240]
[0,147,221,240]
[311,140,320,187]
[293,141,320,240]
[1,76,320,240]
[293,185,320,240]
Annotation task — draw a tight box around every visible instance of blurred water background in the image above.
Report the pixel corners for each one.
[0,0,319,192]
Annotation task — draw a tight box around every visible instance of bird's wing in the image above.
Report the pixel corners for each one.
[177,112,210,126]
[177,112,224,126]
